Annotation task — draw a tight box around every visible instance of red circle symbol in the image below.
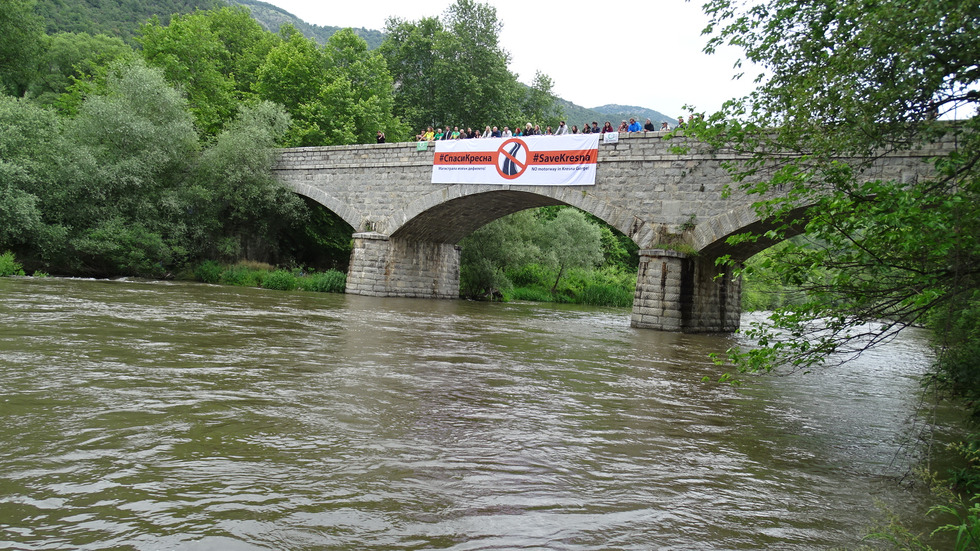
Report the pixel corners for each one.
[496,138,530,180]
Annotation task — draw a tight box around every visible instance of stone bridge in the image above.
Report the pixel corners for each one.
[272,132,946,332]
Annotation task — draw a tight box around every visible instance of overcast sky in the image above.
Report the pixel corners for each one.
[258,0,761,119]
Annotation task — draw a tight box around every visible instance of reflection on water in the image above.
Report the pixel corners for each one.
[0,277,947,549]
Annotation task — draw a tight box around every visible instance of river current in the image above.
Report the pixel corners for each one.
[0,277,949,549]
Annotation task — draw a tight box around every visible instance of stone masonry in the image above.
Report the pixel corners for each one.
[272,132,951,332]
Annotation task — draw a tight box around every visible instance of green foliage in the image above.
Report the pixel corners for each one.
[193,260,222,284]
[581,283,633,308]
[139,8,274,136]
[254,24,405,146]
[192,261,345,294]
[193,99,305,262]
[460,207,636,306]
[0,55,312,276]
[283,197,354,272]
[693,0,980,380]
[739,236,814,311]
[0,251,25,277]
[506,263,550,288]
[522,71,564,128]
[71,218,172,277]
[693,1,980,541]
[541,208,603,291]
[298,270,346,293]
[0,0,45,96]
[928,292,980,420]
[262,269,297,291]
[29,32,134,111]
[381,0,553,135]
[219,264,265,287]
[508,286,552,303]
[35,0,225,43]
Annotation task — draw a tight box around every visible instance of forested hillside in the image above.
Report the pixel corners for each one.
[593,104,674,127]
[34,0,223,42]
[227,0,383,48]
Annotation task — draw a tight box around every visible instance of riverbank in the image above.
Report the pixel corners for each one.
[2,251,637,307]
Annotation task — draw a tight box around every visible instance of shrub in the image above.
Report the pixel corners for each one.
[299,270,346,293]
[506,263,552,287]
[582,283,634,307]
[220,264,264,287]
[194,260,223,283]
[507,286,553,302]
[237,259,274,272]
[261,269,297,291]
[0,252,25,277]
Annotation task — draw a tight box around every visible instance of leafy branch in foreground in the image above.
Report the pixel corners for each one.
[690,0,980,382]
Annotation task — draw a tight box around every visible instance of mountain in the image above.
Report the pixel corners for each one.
[591,104,676,127]
[33,0,223,42]
[226,0,383,48]
[33,0,383,48]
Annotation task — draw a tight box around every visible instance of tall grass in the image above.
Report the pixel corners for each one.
[501,264,636,307]
[191,261,346,294]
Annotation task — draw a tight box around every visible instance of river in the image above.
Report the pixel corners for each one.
[0,277,954,549]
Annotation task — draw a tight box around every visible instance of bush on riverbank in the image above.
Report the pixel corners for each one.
[0,252,25,277]
[499,264,635,307]
[192,260,346,294]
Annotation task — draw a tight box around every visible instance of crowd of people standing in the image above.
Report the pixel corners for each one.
[414,117,681,142]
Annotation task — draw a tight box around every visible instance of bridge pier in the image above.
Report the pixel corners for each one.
[631,249,742,333]
[346,232,460,298]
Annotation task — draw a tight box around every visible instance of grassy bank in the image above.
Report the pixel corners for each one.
[190,260,346,293]
[497,264,636,308]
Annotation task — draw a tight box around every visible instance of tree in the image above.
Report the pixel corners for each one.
[691,0,980,393]
[322,28,407,145]
[29,32,135,112]
[379,16,443,132]
[540,208,603,292]
[459,207,606,298]
[459,209,543,297]
[0,96,68,259]
[0,0,45,96]
[139,13,236,136]
[522,70,564,128]
[63,59,200,275]
[139,7,277,136]
[381,0,538,134]
[194,100,306,262]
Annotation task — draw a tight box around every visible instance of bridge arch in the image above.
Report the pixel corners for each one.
[692,203,812,258]
[386,186,653,247]
[282,180,366,232]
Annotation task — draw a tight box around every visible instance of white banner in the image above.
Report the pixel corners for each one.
[431,134,599,185]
